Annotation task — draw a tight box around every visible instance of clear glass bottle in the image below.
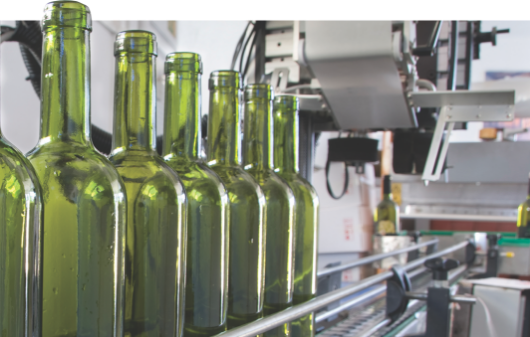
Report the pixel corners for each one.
[207,70,267,330]
[0,67,43,337]
[243,84,296,337]
[26,2,126,336]
[108,31,187,337]
[163,53,230,337]
[517,173,530,238]
[374,175,400,235]
[273,95,319,337]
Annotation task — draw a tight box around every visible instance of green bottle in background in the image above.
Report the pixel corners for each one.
[374,175,400,235]
[0,61,43,337]
[26,2,126,336]
[163,53,230,337]
[273,95,319,337]
[207,71,267,330]
[108,31,187,337]
[517,173,530,238]
[243,84,295,337]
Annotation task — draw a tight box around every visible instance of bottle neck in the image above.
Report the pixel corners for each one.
[207,87,240,166]
[243,97,273,170]
[274,106,298,174]
[383,193,393,201]
[163,71,201,160]
[40,27,90,145]
[112,51,156,153]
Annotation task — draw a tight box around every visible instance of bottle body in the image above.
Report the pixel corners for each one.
[374,197,400,235]
[208,70,267,330]
[374,176,399,235]
[109,31,187,337]
[28,143,126,337]
[163,54,229,337]
[273,95,319,337]
[0,138,43,337]
[110,152,187,337]
[247,170,295,337]
[243,84,296,337]
[27,3,127,336]
[517,197,530,238]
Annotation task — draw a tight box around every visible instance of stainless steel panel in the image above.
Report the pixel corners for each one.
[447,142,530,184]
[498,245,530,276]
[411,90,515,107]
[304,21,414,129]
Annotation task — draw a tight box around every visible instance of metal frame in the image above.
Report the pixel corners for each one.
[411,90,516,182]
[216,240,472,337]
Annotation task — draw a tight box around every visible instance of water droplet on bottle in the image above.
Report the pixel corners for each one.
[53,287,58,295]
[62,253,66,258]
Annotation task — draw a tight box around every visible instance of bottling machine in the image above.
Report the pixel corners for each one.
[2,19,528,337]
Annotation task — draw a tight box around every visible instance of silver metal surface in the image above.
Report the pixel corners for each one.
[401,212,517,222]
[411,90,516,107]
[304,21,415,129]
[498,245,530,276]
[446,142,530,184]
[404,240,470,271]
[317,239,438,278]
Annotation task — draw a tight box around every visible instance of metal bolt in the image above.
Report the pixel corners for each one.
[476,114,481,118]
[448,115,452,119]
[507,114,512,118]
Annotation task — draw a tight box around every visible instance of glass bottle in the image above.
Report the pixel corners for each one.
[374,175,400,235]
[163,53,229,337]
[108,31,187,337]
[517,173,530,238]
[273,95,319,337]
[0,65,43,337]
[207,70,267,330]
[26,2,126,336]
[243,84,296,337]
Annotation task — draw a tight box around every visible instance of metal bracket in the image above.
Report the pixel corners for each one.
[270,67,289,94]
[386,265,411,322]
[411,90,516,182]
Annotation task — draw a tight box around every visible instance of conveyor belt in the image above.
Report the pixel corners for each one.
[317,296,427,337]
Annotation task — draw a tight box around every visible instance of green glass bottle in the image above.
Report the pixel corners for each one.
[163,53,229,337]
[108,31,187,337]
[517,173,530,238]
[26,2,126,336]
[374,175,400,235]
[207,71,267,330]
[273,95,319,337]
[0,89,43,336]
[243,84,295,337]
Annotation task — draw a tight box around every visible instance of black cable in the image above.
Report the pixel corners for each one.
[239,26,256,74]
[243,31,258,79]
[230,21,253,70]
[325,160,349,200]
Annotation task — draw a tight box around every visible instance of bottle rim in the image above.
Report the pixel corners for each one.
[42,1,92,32]
[114,30,158,56]
[209,70,241,90]
[244,83,273,101]
[273,95,299,111]
[165,52,202,74]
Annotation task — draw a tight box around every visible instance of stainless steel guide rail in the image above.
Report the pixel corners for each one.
[216,240,472,337]
[317,238,439,278]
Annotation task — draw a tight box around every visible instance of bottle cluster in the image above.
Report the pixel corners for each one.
[0,1,319,337]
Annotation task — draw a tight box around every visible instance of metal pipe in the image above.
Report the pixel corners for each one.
[408,266,429,279]
[217,240,471,337]
[358,318,392,337]
[314,285,386,323]
[317,239,439,278]
[216,271,393,337]
[404,240,470,271]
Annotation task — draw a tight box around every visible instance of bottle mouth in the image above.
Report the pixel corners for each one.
[114,30,157,56]
[165,52,202,74]
[244,84,273,101]
[273,95,299,111]
[42,1,92,31]
[209,70,241,90]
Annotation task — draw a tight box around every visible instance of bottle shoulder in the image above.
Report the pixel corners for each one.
[0,138,43,202]
[165,157,228,203]
[278,172,319,203]
[247,168,294,203]
[27,141,126,198]
[110,151,186,198]
[210,165,265,203]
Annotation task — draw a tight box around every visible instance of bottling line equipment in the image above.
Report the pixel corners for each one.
[2,19,527,337]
